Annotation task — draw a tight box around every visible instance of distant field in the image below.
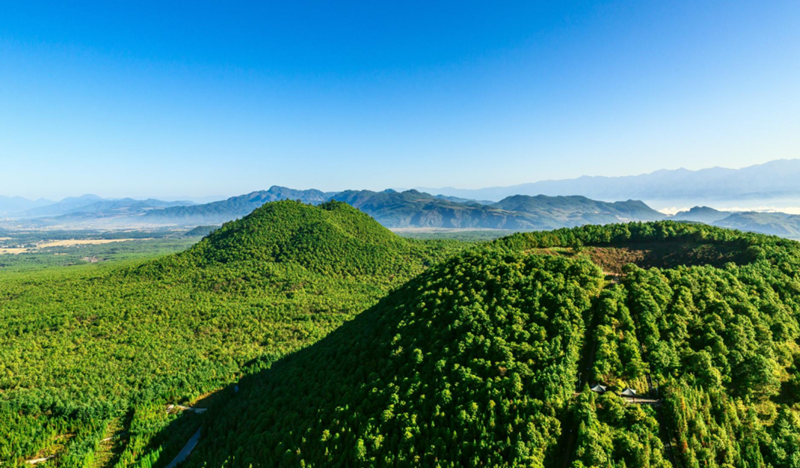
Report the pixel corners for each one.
[0,238,149,255]
[0,230,201,272]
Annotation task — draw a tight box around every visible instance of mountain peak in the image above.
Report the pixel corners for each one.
[184,200,410,276]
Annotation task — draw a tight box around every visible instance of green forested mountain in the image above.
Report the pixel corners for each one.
[495,223,800,468]
[0,201,466,467]
[186,221,800,468]
[5,205,800,468]
[179,200,434,277]
[187,250,605,467]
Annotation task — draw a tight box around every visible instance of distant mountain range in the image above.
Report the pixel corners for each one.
[667,206,800,237]
[143,187,800,238]
[4,159,800,237]
[5,185,800,238]
[142,187,334,224]
[143,186,664,230]
[1,195,194,220]
[0,196,54,215]
[418,159,800,206]
[700,209,800,238]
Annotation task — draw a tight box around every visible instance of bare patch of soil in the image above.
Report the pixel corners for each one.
[529,242,751,273]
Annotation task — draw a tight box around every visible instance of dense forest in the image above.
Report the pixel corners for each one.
[3,204,800,467]
[186,221,800,467]
[500,222,800,467]
[0,201,467,467]
[186,251,604,467]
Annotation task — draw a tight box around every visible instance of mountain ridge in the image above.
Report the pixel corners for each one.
[8,194,195,219]
[144,187,667,230]
[418,159,800,203]
[142,186,334,224]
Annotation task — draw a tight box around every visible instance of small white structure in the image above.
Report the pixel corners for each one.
[590,384,607,394]
[621,388,637,397]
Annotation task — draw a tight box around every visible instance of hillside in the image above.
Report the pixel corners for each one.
[185,222,800,468]
[182,200,422,277]
[0,201,467,467]
[186,250,605,467]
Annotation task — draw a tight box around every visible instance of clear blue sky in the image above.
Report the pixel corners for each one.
[1,1,798,200]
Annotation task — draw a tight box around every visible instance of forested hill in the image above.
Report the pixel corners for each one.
[188,221,800,468]
[0,200,468,467]
[187,249,606,467]
[174,200,429,277]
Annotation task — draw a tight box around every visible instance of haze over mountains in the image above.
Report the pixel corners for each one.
[0,195,54,214]
[419,159,800,209]
[0,195,194,219]
[7,186,800,238]
[128,187,667,230]
[3,159,800,237]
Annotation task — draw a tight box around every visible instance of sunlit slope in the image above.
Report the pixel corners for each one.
[0,201,467,467]
[498,222,800,468]
[179,200,426,277]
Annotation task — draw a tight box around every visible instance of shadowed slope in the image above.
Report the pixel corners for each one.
[186,251,604,467]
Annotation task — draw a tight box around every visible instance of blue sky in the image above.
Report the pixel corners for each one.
[1,1,798,200]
